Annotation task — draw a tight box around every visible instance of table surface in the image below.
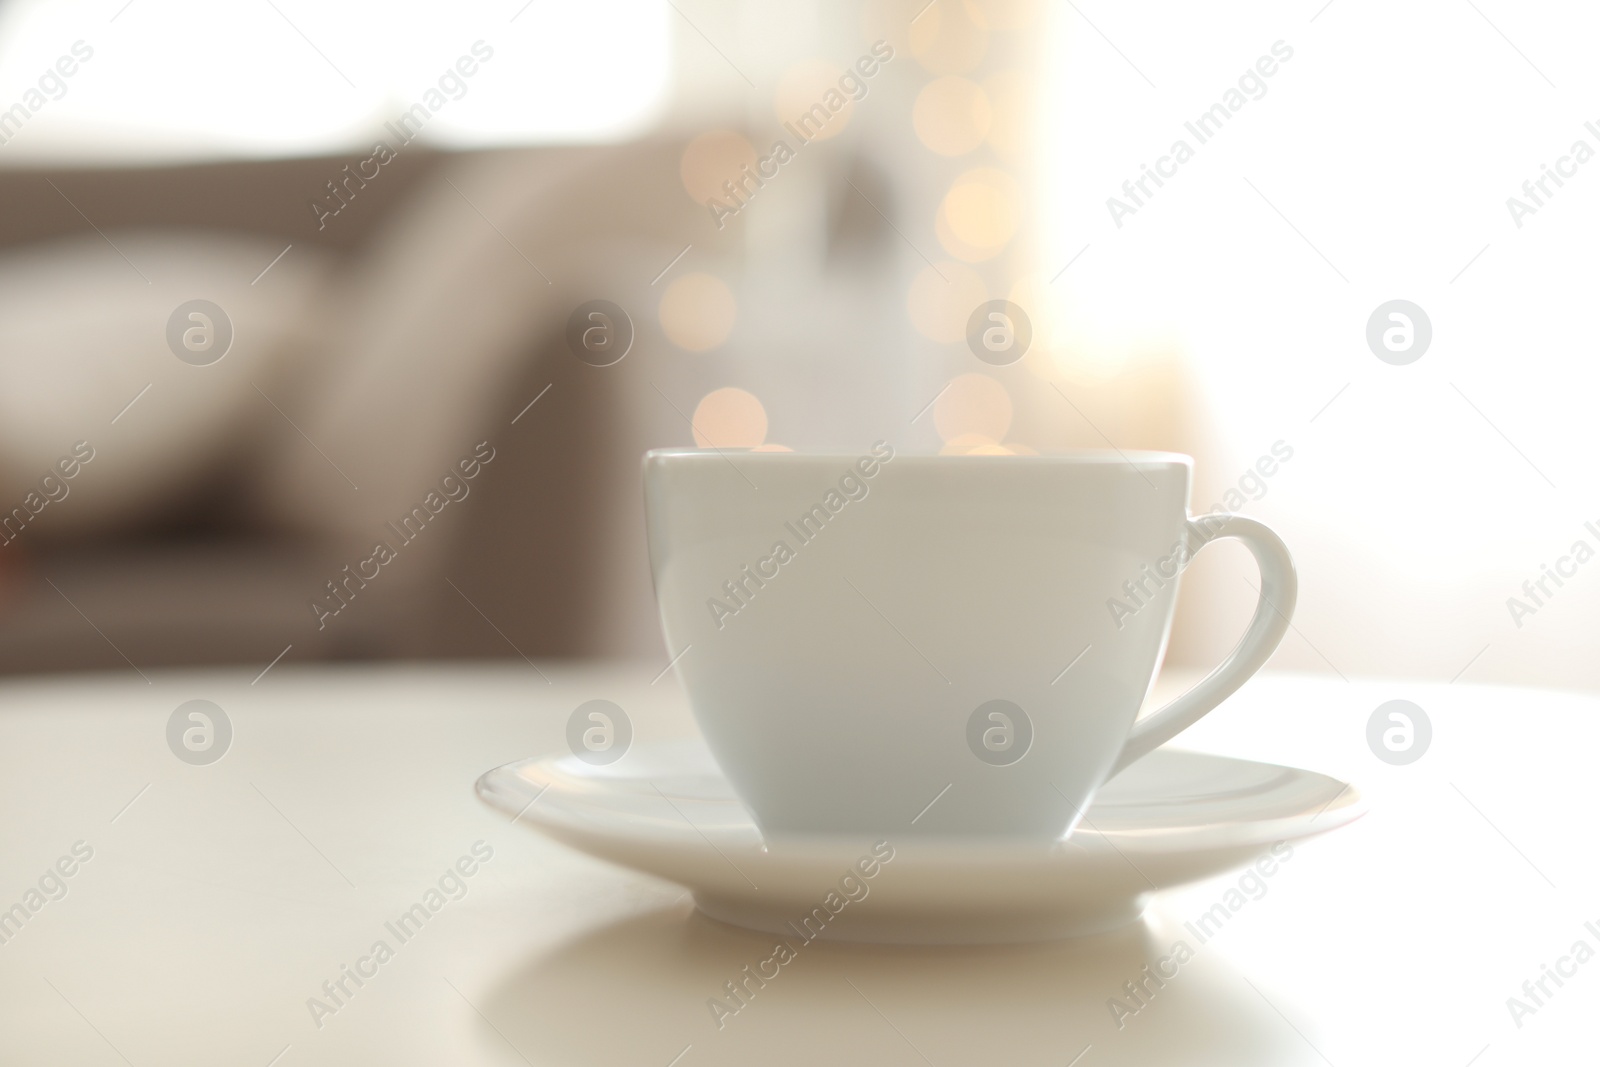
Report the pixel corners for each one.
[0,663,1592,1066]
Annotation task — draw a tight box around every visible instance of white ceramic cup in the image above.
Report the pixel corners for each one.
[643,446,1296,842]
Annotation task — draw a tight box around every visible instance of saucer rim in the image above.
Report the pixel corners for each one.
[475,740,1366,858]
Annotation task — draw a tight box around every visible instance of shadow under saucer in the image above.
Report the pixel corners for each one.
[474,901,1313,1067]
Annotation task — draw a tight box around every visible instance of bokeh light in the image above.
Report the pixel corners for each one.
[983,69,1029,163]
[692,387,768,448]
[909,0,989,74]
[937,167,1021,261]
[659,273,737,351]
[1049,344,1139,385]
[938,432,998,455]
[774,60,855,142]
[679,130,758,204]
[906,260,987,342]
[913,76,992,156]
[1007,273,1059,352]
[933,372,1013,443]
[970,0,1040,30]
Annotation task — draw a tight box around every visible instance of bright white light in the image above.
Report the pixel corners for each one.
[1037,2,1600,687]
[0,0,669,163]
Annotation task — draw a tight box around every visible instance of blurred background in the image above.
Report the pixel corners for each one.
[0,0,1593,692]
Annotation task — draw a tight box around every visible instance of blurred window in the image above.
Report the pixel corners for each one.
[0,0,670,163]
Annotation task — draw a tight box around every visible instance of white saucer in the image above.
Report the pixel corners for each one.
[476,740,1364,944]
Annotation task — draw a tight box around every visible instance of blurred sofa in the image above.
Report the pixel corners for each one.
[0,141,743,674]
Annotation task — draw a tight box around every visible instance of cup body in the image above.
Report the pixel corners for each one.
[644,447,1193,842]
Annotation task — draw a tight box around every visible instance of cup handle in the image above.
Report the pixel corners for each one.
[1110,513,1298,775]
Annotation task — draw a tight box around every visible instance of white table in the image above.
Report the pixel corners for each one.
[0,664,1592,1065]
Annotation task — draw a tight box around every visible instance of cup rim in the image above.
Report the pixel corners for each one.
[644,448,1193,470]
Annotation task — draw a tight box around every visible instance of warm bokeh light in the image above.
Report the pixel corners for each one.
[937,167,1021,261]
[1048,344,1142,385]
[938,432,998,455]
[906,260,986,343]
[970,0,1040,30]
[1020,344,1058,381]
[913,76,992,156]
[692,387,768,448]
[774,60,855,142]
[933,373,1013,443]
[1007,273,1059,352]
[659,273,737,351]
[679,130,758,205]
[1008,270,1078,382]
[909,0,989,74]
[936,434,1033,456]
[983,69,1029,163]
